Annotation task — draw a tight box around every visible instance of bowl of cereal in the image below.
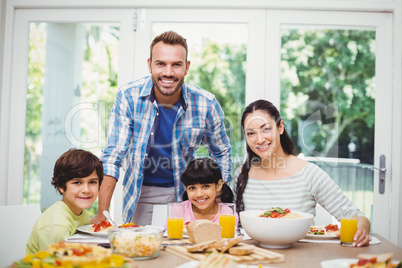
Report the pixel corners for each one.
[240,208,314,249]
[108,226,163,260]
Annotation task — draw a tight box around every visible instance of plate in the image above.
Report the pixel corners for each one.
[306,225,339,239]
[76,224,113,237]
[176,260,268,268]
[305,233,338,239]
[321,259,400,268]
[320,258,358,268]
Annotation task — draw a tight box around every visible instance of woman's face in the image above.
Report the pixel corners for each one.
[243,110,284,159]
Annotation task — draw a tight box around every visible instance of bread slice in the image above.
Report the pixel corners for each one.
[197,250,238,268]
[357,252,394,264]
[187,240,219,253]
[214,236,243,253]
[187,220,222,244]
[228,244,255,256]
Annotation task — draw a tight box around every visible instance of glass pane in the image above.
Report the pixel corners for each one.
[152,23,248,174]
[24,23,120,216]
[280,28,375,222]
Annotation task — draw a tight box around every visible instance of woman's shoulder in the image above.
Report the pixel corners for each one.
[299,161,327,174]
[287,156,326,173]
[288,155,308,168]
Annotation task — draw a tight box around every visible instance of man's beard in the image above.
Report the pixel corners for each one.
[152,76,184,96]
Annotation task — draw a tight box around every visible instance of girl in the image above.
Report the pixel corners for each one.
[231,99,370,247]
[180,157,238,226]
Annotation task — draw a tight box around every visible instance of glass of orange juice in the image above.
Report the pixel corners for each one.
[340,208,358,246]
[167,202,184,239]
[219,203,236,238]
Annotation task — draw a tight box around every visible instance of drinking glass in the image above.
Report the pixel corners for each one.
[167,202,185,239]
[340,208,358,246]
[219,203,236,238]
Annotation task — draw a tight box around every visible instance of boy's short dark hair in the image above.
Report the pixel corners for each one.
[51,148,104,195]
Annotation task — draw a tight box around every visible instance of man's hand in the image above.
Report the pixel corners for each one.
[91,213,106,224]
[90,175,117,224]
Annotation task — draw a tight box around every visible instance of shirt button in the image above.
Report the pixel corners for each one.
[151,132,154,135]
[145,153,148,156]
[156,113,159,116]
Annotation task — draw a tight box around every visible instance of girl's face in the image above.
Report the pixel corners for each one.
[243,110,284,159]
[186,180,223,212]
[60,170,99,215]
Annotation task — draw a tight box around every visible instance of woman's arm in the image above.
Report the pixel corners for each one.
[309,164,371,247]
[354,216,371,247]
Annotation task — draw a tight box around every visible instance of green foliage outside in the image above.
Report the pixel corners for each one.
[80,25,120,217]
[24,24,119,218]
[24,23,46,205]
[80,25,119,154]
[186,42,247,173]
[280,29,376,164]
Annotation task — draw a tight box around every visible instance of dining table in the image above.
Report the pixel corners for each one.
[128,233,402,268]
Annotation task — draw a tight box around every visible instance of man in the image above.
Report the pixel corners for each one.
[91,31,231,225]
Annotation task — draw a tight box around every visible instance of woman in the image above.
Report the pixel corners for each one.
[231,99,370,247]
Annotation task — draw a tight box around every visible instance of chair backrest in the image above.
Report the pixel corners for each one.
[314,203,339,226]
[151,204,167,227]
[0,204,41,267]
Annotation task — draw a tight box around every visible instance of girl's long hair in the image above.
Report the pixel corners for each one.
[181,157,233,203]
[235,99,296,213]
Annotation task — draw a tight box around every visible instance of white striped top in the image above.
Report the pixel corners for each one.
[231,162,363,220]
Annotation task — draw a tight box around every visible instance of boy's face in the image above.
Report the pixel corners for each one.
[60,170,99,216]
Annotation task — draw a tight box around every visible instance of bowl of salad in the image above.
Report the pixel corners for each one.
[108,226,163,260]
[240,207,313,249]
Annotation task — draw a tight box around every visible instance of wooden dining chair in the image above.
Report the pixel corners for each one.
[0,204,41,267]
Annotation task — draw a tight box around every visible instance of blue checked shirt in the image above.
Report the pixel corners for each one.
[102,76,232,222]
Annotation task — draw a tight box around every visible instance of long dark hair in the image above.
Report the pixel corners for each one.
[235,99,296,213]
[181,157,233,203]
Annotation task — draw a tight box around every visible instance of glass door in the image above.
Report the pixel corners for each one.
[266,10,392,238]
[7,9,135,218]
[131,8,266,177]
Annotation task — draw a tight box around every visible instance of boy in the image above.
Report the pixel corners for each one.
[26,148,103,254]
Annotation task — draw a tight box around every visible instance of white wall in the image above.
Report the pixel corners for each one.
[0,0,6,206]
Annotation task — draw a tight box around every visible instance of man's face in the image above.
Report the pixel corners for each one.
[148,42,190,98]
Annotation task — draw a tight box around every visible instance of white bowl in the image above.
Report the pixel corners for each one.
[240,210,314,249]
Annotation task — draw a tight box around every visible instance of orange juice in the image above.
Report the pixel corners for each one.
[167,218,184,239]
[340,218,357,243]
[219,214,235,238]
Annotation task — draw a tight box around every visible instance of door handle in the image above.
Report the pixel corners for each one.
[363,155,386,194]
[378,155,386,194]
[372,155,386,194]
